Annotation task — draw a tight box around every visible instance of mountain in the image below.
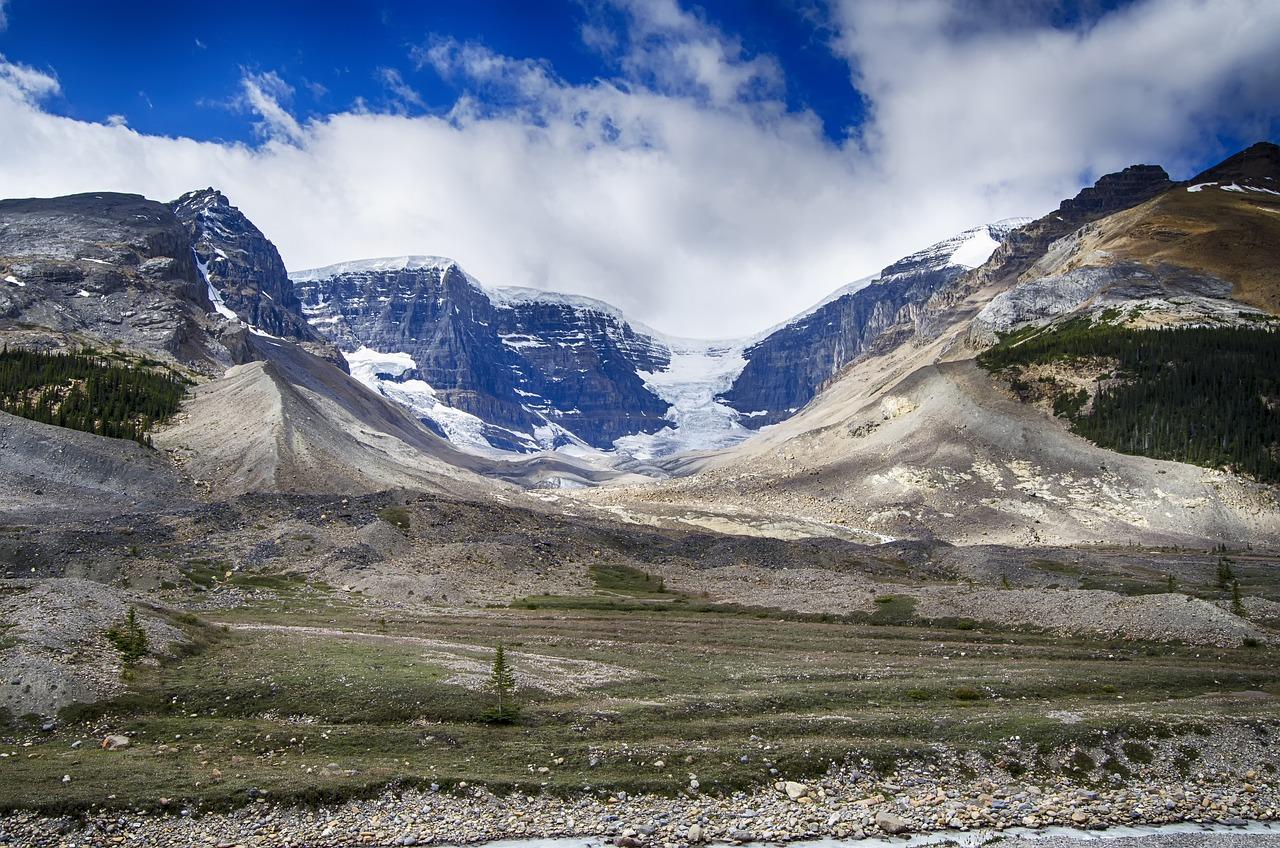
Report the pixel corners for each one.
[291,222,1028,457]
[169,189,344,368]
[719,220,1028,428]
[0,189,570,509]
[0,192,240,371]
[575,144,1280,548]
[292,258,672,453]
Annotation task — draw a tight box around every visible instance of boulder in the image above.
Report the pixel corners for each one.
[101,734,130,751]
[875,810,910,834]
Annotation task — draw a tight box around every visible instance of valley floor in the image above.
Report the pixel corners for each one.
[2,563,1279,845]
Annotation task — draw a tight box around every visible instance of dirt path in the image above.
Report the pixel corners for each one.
[222,622,638,693]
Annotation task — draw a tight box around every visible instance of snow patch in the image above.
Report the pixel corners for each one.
[195,255,238,321]
[3,275,23,287]
[291,255,462,282]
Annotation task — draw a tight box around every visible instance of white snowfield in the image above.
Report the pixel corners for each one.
[292,220,1021,462]
[289,255,466,282]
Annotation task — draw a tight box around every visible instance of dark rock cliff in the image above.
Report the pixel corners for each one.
[720,222,1024,428]
[293,260,672,449]
[169,189,344,369]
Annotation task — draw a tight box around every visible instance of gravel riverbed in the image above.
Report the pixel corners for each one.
[3,748,1276,848]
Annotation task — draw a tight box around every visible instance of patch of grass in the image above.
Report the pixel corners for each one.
[869,594,917,625]
[378,506,411,532]
[1123,741,1154,764]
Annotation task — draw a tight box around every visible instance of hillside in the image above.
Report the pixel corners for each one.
[574,145,1280,548]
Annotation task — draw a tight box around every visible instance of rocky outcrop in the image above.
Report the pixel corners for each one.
[913,164,1175,344]
[0,192,234,370]
[720,222,1025,428]
[169,189,344,368]
[292,259,672,450]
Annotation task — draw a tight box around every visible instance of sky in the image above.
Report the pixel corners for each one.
[1,0,1278,339]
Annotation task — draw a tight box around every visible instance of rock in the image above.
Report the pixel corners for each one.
[686,824,703,843]
[292,259,673,449]
[875,810,910,834]
[101,735,130,751]
[616,837,643,848]
[1071,810,1090,824]
[729,830,755,843]
[784,781,809,800]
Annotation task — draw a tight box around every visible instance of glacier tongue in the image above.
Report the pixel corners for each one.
[612,341,751,460]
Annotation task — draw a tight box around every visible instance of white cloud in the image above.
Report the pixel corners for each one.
[239,70,305,145]
[0,0,8,32]
[104,113,128,127]
[0,1,1277,338]
[0,55,60,102]
[378,67,425,111]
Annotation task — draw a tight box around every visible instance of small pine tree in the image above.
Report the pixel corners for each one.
[1216,557,1235,590]
[1231,580,1245,615]
[1166,574,1176,592]
[104,606,149,668]
[487,644,518,723]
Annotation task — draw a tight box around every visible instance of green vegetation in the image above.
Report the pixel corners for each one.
[0,347,187,444]
[1,591,1276,815]
[378,506,411,532]
[485,644,518,723]
[978,321,1280,481]
[103,606,149,668]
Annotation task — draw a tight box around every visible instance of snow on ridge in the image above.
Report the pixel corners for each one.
[289,255,462,282]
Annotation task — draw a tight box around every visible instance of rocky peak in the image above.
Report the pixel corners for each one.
[0,192,236,369]
[1188,141,1280,189]
[169,188,329,349]
[1057,164,1172,220]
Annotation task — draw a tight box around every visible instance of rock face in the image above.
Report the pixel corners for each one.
[0,192,232,369]
[720,222,1026,428]
[292,224,1028,453]
[293,258,672,450]
[169,189,344,368]
[970,165,1173,290]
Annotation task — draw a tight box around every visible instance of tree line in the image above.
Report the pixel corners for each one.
[979,320,1280,483]
[0,347,188,445]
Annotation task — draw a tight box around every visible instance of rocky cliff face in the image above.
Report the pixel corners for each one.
[292,258,672,450]
[719,222,1025,428]
[169,189,344,369]
[0,192,237,370]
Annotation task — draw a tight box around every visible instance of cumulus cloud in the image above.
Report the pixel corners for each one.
[0,1,1277,338]
[830,0,1280,204]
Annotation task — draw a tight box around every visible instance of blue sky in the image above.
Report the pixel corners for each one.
[2,0,865,146]
[1,0,1277,337]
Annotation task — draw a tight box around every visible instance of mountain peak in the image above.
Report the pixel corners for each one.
[1057,164,1172,219]
[1189,140,1280,188]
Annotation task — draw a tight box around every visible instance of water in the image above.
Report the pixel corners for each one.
[433,822,1280,848]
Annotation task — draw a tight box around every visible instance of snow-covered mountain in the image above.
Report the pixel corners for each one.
[290,221,1027,459]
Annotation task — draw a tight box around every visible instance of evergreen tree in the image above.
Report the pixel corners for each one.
[487,644,518,723]
[104,606,149,668]
[1217,557,1235,590]
[1232,580,1245,615]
